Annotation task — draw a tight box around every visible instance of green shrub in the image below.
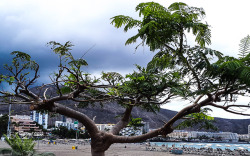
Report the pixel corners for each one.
[4,133,36,156]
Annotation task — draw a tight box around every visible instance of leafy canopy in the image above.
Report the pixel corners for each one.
[111,1,250,130]
[111,2,211,51]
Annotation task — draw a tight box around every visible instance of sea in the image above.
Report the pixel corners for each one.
[151,142,250,151]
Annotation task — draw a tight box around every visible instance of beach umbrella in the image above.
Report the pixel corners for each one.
[180,143,186,147]
[197,144,204,147]
[238,147,245,150]
[205,144,212,148]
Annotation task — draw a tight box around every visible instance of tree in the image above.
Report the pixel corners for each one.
[0,2,249,156]
[111,1,249,117]
[128,117,144,130]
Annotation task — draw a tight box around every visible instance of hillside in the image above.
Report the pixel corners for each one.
[0,86,249,134]
[1,101,250,134]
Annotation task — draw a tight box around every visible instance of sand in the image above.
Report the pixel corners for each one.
[0,141,200,156]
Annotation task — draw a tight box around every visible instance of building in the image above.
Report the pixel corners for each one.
[55,118,78,130]
[168,130,189,140]
[119,122,149,136]
[11,115,43,137]
[120,126,142,136]
[55,121,75,130]
[81,124,115,132]
[168,130,239,142]
[80,122,149,136]
[96,124,115,131]
[30,111,48,129]
[238,134,249,141]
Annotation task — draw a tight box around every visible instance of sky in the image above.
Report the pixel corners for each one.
[0,0,249,119]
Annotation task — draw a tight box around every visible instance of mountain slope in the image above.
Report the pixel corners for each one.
[1,102,249,134]
[0,85,249,134]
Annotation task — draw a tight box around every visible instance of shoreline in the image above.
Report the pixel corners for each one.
[1,140,250,156]
[0,141,198,156]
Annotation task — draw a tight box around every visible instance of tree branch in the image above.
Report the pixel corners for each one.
[161,96,212,134]
[25,63,40,88]
[31,102,99,137]
[111,128,163,143]
[110,105,133,135]
[208,102,250,116]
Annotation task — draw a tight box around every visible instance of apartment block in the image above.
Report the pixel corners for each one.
[30,111,48,129]
[11,115,43,137]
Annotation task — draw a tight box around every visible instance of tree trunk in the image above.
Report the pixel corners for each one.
[90,133,112,156]
[91,149,105,156]
[91,144,108,156]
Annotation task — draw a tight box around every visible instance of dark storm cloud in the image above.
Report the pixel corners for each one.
[0,0,156,85]
[0,0,248,84]
[0,32,154,85]
[1,0,250,119]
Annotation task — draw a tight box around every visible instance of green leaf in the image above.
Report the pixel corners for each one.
[60,86,72,94]
[11,51,31,61]
[128,118,144,129]
[239,35,250,58]
[176,108,218,131]
[68,58,88,68]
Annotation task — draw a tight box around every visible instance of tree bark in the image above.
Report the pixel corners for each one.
[91,150,105,156]
[90,132,113,156]
[111,106,133,135]
[31,102,99,137]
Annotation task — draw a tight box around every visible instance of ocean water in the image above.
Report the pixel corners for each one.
[151,142,250,150]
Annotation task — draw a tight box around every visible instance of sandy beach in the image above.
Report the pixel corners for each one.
[0,141,199,156]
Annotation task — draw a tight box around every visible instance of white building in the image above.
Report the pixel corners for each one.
[30,111,48,129]
[55,120,78,130]
[238,134,249,141]
[96,124,115,131]
[168,130,189,139]
[120,127,142,136]
[119,122,149,136]
[81,122,149,136]
[12,115,30,120]
[168,130,239,142]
